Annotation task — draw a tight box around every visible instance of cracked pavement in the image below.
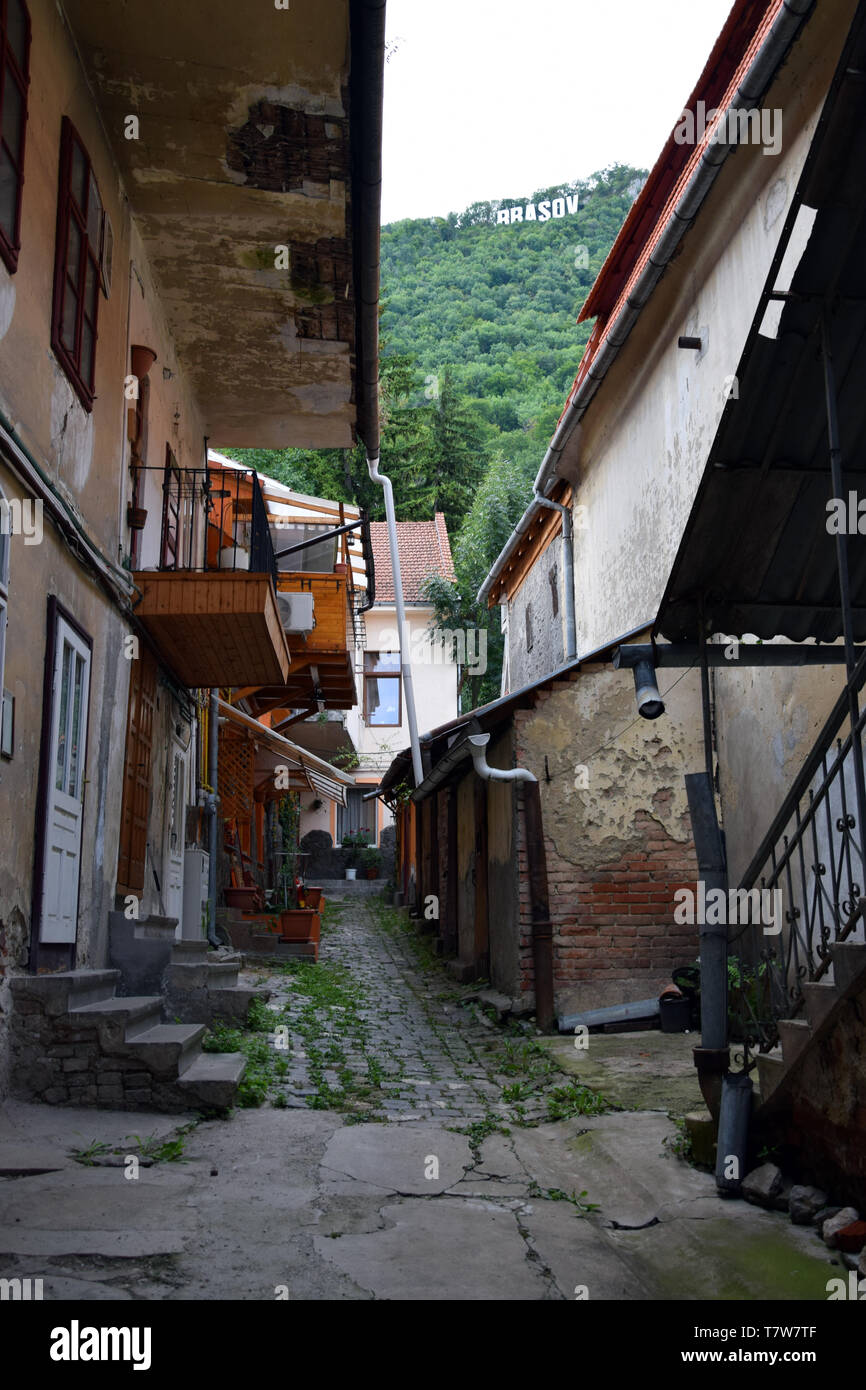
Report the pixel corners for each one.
[0,897,840,1300]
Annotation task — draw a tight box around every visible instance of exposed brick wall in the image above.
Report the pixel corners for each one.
[511,677,702,1013]
[513,794,699,1005]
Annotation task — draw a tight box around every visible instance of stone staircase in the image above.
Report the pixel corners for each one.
[10,969,245,1113]
[756,941,866,1102]
[164,940,270,1023]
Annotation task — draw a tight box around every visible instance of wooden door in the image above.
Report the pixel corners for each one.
[117,646,157,897]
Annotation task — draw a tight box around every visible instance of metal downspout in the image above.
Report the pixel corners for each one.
[367,455,424,787]
[468,735,555,1031]
[205,688,220,947]
[534,492,576,662]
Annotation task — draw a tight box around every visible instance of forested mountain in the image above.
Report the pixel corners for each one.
[221,163,646,705]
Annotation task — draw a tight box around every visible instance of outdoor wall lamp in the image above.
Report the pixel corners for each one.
[633,658,665,719]
[612,646,666,719]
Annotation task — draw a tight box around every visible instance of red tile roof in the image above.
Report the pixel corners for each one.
[369,513,455,603]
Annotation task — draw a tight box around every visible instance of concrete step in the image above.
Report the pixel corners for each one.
[778,1018,811,1066]
[757,1047,786,1102]
[69,996,163,1040]
[206,962,240,987]
[177,1051,246,1109]
[208,986,265,1020]
[829,941,866,992]
[10,969,121,1014]
[802,981,837,1029]
[171,940,209,964]
[127,1023,206,1076]
[66,971,123,1009]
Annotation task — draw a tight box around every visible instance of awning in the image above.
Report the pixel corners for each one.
[656,9,866,645]
[218,700,351,805]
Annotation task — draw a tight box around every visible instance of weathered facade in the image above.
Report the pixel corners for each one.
[0,0,385,1104]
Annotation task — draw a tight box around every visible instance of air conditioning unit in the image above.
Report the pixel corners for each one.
[277,591,315,635]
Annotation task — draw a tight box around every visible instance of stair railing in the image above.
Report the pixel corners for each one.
[730,650,866,1063]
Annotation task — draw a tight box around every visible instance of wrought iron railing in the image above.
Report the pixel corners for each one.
[730,650,866,1064]
[138,464,277,587]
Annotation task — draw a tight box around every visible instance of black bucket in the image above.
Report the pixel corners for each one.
[660,994,692,1033]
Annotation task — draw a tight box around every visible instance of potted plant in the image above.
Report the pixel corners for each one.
[341,828,371,879]
[360,845,382,880]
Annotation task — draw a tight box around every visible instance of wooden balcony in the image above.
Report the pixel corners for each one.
[236,572,356,714]
[132,570,291,688]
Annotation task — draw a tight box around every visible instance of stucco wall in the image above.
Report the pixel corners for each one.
[0,0,221,1096]
[566,18,842,659]
[345,604,459,772]
[508,534,565,689]
[714,660,847,887]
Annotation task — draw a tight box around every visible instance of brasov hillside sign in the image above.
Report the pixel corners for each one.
[496,193,579,225]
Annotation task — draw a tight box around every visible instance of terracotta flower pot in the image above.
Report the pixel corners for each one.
[365,869,378,880]
[279,908,318,941]
[305,887,323,909]
[127,505,147,531]
[130,344,157,378]
[225,886,259,911]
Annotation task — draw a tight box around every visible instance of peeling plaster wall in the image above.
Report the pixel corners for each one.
[508,535,565,689]
[512,667,704,1015]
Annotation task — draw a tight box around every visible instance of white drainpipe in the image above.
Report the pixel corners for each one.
[366,453,424,787]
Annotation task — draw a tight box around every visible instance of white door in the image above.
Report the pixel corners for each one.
[40,618,92,943]
[163,745,187,934]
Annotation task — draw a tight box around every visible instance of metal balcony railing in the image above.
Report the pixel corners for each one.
[138,464,277,588]
[730,649,866,1064]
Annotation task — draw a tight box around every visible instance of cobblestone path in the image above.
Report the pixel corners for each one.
[250,894,564,1127]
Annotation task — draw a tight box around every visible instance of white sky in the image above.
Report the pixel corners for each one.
[381,0,734,224]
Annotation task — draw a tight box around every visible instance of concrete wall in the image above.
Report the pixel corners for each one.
[508,534,565,689]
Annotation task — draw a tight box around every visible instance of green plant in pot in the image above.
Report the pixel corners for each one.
[359,845,382,879]
[341,828,372,879]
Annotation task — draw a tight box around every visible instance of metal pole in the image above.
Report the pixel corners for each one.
[821,315,866,871]
[686,771,729,1119]
[206,687,220,946]
[699,622,714,787]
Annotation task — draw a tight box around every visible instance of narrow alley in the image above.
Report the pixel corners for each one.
[0,897,837,1302]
